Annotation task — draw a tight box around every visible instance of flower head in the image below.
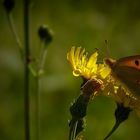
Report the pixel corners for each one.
[67,47,110,81]
[67,46,140,116]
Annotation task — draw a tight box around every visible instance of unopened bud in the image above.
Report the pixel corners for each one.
[3,0,15,13]
[104,103,132,140]
[38,25,53,45]
[115,103,132,123]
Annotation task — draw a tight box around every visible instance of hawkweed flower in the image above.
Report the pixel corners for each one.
[67,46,111,140]
[67,46,110,80]
[67,47,140,140]
[67,46,111,94]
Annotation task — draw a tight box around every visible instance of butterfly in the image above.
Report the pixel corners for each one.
[105,55,140,97]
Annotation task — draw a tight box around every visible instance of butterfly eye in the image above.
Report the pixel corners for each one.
[134,60,139,66]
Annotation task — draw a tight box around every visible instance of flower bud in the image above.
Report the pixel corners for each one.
[38,25,53,45]
[3,0,15,13]
[115,103,132,124]
[104,103,132,140]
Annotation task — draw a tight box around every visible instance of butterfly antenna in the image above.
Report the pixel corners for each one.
[94,48,103,63]
[95,47,99,52]
[104,39,111,58]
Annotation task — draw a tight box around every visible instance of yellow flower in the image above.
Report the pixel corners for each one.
[67,46,140,117]
[67,46,111,80]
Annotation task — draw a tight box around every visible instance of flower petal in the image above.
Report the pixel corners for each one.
[75,47,81,66]
[87,51,98,69]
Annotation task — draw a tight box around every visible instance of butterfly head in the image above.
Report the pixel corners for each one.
[104,58,116,69]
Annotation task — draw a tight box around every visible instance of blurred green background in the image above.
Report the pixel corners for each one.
[1,0,140,140]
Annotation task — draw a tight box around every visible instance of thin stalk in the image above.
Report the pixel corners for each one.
[6,6,37,76]
[38,41,48,75]
[34,75,40,140]
[73,121,78,140]
[33,41,45,140]
[40,48,47,72]
[24,0,30,140]
[6,12,23,58]
[104,120,120,140]
[34,41,47,140]
[69,120,78,140]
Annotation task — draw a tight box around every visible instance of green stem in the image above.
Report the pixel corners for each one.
[73,121,78,140]
[38,42,47,75]
[104,120,120,140]
[24,0,30,140]
[34,40,49,140]
[33,41,45,140]
[6,9,37,77]
[6,12,23,58]
[34,75,40,140]
[69,120,78,140]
